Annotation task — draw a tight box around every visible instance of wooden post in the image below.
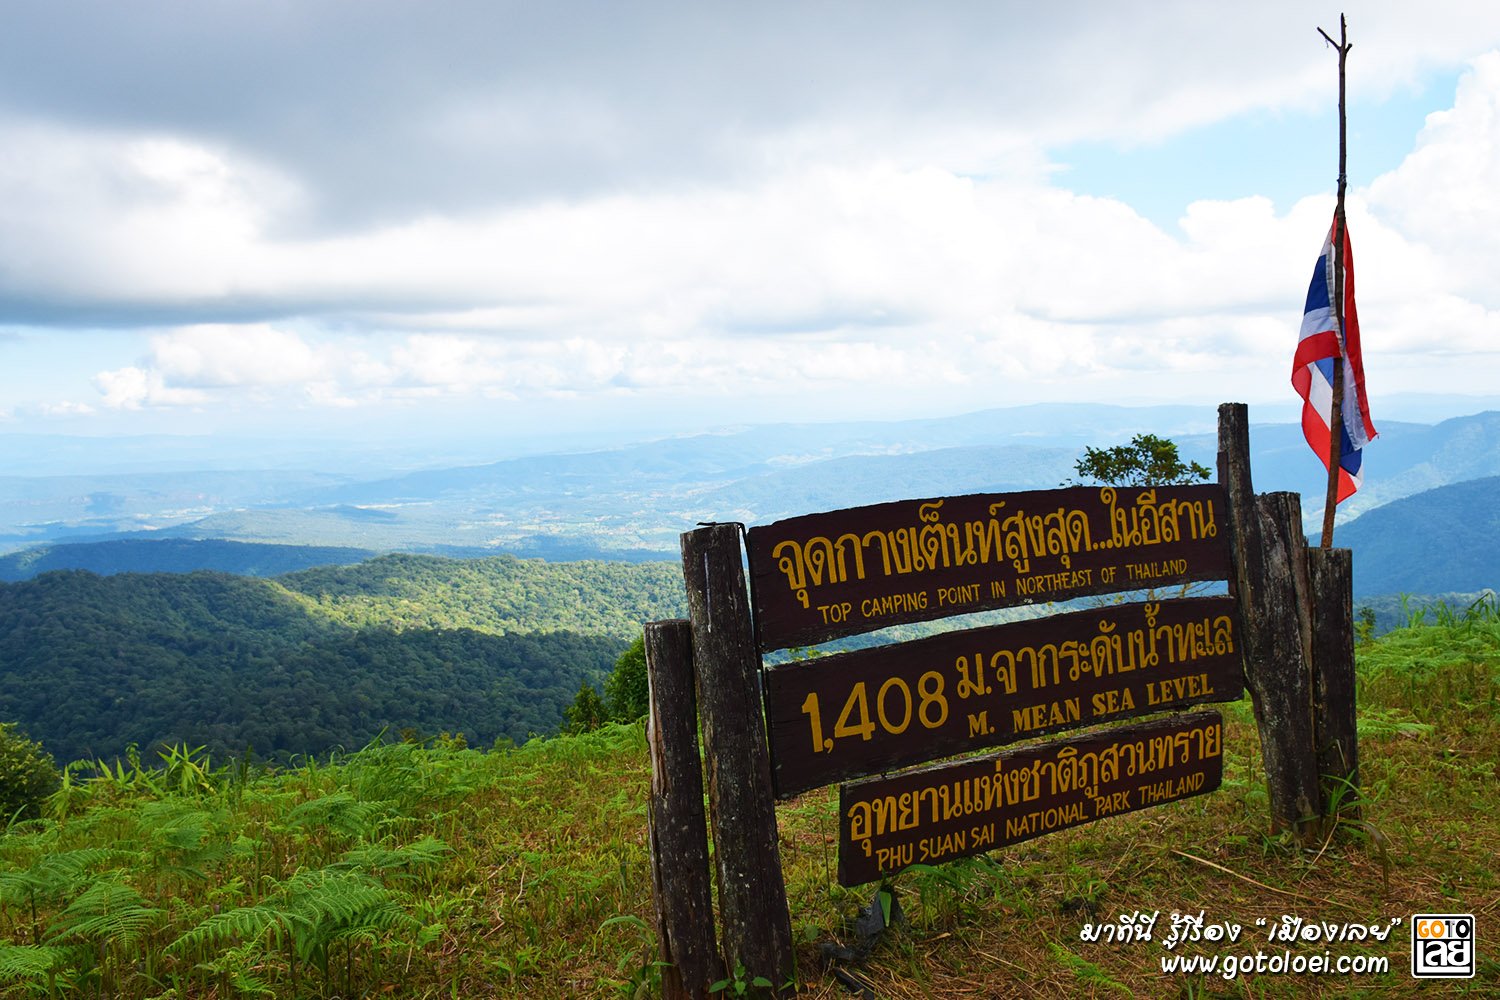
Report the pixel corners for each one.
[1307,548,1360,818]
[1319,14,1353,548]
[645,619,725,1000]
[1218,404,1322,838]
[680,525,796,997]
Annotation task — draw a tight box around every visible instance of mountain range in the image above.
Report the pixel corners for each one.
[2,403,1497,600]
[1314,475,1500,597]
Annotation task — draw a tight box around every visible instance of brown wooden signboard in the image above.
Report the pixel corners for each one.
[838,711,1224,886]
[746,484,1230,650]
[766,596,1241,798]
[646,406,1354,998]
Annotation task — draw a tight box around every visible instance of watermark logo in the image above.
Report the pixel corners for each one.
[1411,914,1475,979]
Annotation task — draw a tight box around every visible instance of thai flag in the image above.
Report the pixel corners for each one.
[1291,217,1376,503]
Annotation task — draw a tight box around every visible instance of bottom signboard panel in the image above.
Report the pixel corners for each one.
[838,711,1223,886]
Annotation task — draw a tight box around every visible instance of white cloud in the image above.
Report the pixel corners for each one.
[1367,51,1500,297]
[91,366,207,409]
[74,81,1500,419]
[147,324,329,387]
[91,324,386,409]
[39,401,95,417]
[4,8,1495,430]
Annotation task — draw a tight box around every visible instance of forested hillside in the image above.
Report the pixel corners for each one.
[0,555,687,764]
[275,552,686,636]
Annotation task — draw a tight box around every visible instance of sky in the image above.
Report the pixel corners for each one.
[2,1,1500,455]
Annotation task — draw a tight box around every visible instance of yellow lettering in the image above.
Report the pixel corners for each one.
[1090,687,1136,717]
[1015,569,1097,598]
[1124,558,1190,582]
[1011,699,1078,733]
[875,843,913,871]
[917,830,966,863]
[1136,771,1207,805]
[817,602,853,624]
[1090,790,1132,816]
[859,591,930,619]
[937,583,981,607]
[1146,673,1213,707]
[1048,698,1080,727]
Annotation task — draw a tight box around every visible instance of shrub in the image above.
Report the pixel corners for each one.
[604,634,648,723]
[565,680,610,734]
[0,722,61,824]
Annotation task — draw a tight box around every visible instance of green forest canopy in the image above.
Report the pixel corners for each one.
[0,554,687,765]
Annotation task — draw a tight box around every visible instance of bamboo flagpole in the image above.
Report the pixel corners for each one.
[1317,15,1351,548]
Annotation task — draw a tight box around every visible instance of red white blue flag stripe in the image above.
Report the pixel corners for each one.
[1291,218,1376,503]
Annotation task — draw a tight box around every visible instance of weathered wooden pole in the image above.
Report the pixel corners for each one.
[1218,404,1322,839]
[644,619,725,1000]
[1319,14,1353,547]
[1306,548,1360,818]
[680,524,796,997]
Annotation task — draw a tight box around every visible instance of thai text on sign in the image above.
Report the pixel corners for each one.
[838,711,1224,886]
[766,597,1241,798]
[747,484,1230,650]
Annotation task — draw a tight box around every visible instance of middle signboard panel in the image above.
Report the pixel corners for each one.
[766,595,1241,798]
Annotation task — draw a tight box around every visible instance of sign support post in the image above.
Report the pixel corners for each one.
[1218,403,1322,839]
[644,618,725,1000]
[680,524,795,998]
[1307,547,1360,815]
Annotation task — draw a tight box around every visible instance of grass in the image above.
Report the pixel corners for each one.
[2,600,1498,998]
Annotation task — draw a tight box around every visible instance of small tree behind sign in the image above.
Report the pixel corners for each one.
[1066,432,1212,488]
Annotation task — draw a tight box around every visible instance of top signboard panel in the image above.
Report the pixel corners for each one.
[746,484,1230,650]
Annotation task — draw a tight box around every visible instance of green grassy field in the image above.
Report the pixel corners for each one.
[2,603,1497,998]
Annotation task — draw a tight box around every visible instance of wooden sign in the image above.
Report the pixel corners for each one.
[838,711,1223,886]
[766,597,1241,798]
[747,484,1230,650]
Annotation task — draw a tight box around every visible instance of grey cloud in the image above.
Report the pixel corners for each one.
[0,1,1336,232]
[4,1,1498,335]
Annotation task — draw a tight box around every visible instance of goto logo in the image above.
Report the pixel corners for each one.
[1411,914,1475,978]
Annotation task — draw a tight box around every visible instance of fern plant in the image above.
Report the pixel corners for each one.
[169,891,294,986]
[46,879,164,994]
[0,848,116,943]
[0,943,74,1000]
[287,791,387,866]
[193,939,277,998]
[171,866,420,995]
[328,834,452,887]
[135,799,231,899]
[284,868,420,991]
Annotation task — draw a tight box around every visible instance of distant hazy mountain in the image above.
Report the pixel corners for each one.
[0,403,1228,554]
[4,405,1497,579]
[0,468,353,549]
[0,538,377,583]
[1315,475,1500,597]
[1175,411,1500,527]
[691,444,1080,522]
